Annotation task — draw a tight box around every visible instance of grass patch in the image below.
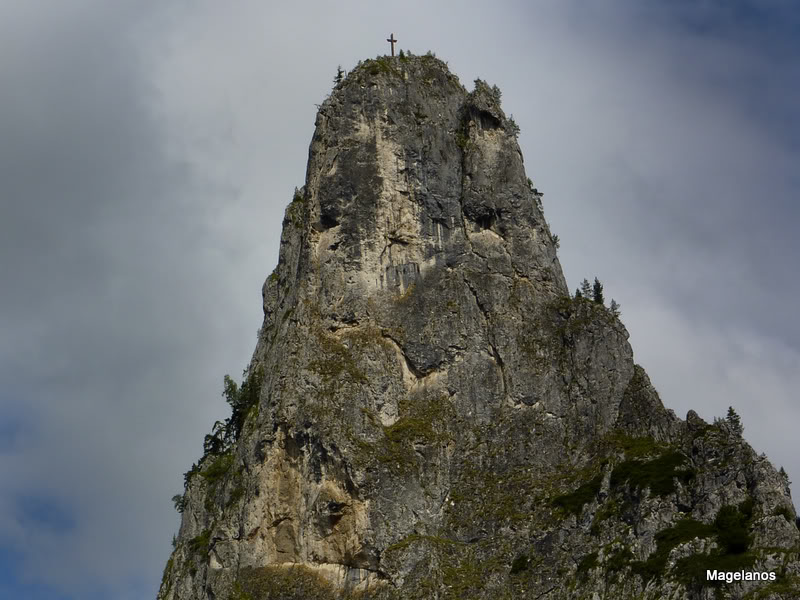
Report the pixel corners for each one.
[362,56,399,78]
[441,554,505,600]
[230,565,339,600]
[309,332,368,386]
[605,433,665,459]
[372,393,452,474]
[384,534,458,555]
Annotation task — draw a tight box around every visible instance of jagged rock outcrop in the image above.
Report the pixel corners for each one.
[158,54,800,600]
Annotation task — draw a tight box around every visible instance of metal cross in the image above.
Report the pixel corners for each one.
[387,33,397,57]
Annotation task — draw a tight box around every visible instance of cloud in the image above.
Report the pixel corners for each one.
[0,1,261,597]
[0,1,797,598]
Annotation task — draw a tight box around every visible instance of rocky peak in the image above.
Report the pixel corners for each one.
[158,56,800,600]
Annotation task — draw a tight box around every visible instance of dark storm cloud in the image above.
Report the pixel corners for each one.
[1,1,798,599]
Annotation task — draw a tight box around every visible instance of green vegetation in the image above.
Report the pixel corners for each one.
[372,393,451,473]
[590,498,619,535]
[630,518,715,582]
[592,277,604,305]
[727,406,744,436]
[775,505,795,523]
[188,529,212,558]
[579,279,592,298]
[201,453,234,486]
[176,366,263,514]
[172,493,187,513]
[576,552,598,579]
[363,56,398,77]
[309,332,368,386]
[552,475,602,517]
[743,575,800,599]
[441,553,505,600]
[229,565,339,600]
[606,547,635,575]
[454,130,471,150]
[675,551,756,588]
[286,188,306,227]
[610,451,693,497]
[384,534,459,555]
[200,366,264,459]
[227,482,245,507]
[611,499,759,587]
[510,553,529,575]
[160,556,174,596]
[605,433,665,459]
[715,500,753,554]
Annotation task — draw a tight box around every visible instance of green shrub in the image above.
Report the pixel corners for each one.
[630,500,756,586]
[188,529,212,557]
[611,451,693,496]
[552,475,602,516]
[577,552,598,579]
[775,505,794,523]
[607,547,634,574]
[201,453,234,486]
[675,551,756,588]
[510,553,529,575]
[606,433,664,459]
[714,504,752,554]
[590,499,618,535]
[172,493,187,513]
[630,518,714,582]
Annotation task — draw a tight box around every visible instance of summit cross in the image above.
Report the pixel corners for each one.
[387,33,397,57]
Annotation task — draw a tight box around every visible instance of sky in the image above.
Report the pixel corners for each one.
[0,1,798,598]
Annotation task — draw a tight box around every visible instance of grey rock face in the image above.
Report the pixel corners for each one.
[158,55,800,600]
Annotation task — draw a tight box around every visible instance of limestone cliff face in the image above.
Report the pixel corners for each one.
[158,55,800,600]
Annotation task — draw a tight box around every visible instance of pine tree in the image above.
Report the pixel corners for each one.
[780,466,791,486]
[609,299,620,317]
[575,288,583,299]
[334,65,344,85]
[592,277,604,305]
[726,406,744,436]
[580,279,592,298]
